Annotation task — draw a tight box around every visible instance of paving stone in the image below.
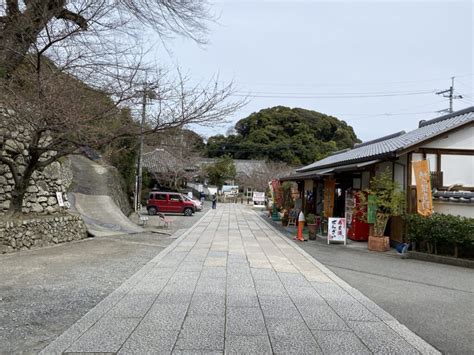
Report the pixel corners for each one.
[250,268,278,281]
[118,328,179,354]
[156,290,194,304]
[296,303,350,331]
[225,335,272,354]
[201,267,227,279]
[188,295,225,316]
[66,315,141,353]
[259,296,301,320]
[269,335,322,355]
[226,291,260,308]
[312,330,370,354]
[311,281,349,300]
[172,351,223,355]
[144,303,189,330]
[107,292,156,318]
[175,315,225,351]
[207,251,228,258]
[226,307,267,336]
[44,205,436,354]
[326,299,379,322]
[288,286,325,306]
[278,272,311,288]
[255,280,288,297]
[348,321,419,354]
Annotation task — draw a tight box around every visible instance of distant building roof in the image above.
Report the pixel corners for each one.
[297,106,474,172]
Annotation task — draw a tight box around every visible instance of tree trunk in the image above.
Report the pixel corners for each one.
[8,174,28,214]
[8,154,38,214]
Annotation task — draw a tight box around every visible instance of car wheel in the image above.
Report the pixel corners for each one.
[148,207,157,215]
[183,207,193,216]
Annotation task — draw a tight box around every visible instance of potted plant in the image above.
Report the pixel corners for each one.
[306,213,318,240]
[355,168,405,252]
[281,210,289,226]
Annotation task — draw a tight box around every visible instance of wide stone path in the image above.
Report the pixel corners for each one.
[41,205,439,354]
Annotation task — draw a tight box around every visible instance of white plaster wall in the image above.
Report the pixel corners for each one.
[422,125,474,149]
[433,202,474,218]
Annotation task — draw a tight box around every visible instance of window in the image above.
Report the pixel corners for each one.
[169,194,183,201]
[155,194,167,200]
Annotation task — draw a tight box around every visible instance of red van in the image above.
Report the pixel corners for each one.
[147,192,195,216]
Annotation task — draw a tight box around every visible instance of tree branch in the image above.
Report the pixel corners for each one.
[6,0,20,16]
[55,8,88,30]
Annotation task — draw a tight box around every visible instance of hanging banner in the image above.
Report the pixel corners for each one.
[328,217,347,245]
[323,178,336,218]
[367,194,377,224]
[412,160,433,217]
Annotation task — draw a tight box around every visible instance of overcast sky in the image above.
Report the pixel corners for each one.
[153,0,473,142]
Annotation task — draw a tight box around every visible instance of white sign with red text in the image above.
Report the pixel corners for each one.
[328,217,347,245]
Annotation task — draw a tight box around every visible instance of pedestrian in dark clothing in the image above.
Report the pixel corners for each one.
[212,194,217,209]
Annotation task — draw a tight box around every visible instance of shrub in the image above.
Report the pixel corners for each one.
[405,213,474,257]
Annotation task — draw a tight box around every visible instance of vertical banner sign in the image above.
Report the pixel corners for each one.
[412,160,433,217]
[367,194,377,224]
[323,178,336,218]
[328,217,347,245]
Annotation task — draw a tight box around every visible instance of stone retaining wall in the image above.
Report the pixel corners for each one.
[0,126,72,215]
[0,213,88,254]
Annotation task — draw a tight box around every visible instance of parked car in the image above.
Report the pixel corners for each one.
[184,195,203,211]
[147,192,195,216]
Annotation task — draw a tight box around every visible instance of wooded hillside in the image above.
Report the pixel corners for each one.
[206,106,360,165]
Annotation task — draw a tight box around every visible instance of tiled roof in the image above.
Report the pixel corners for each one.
[297,107,474,172]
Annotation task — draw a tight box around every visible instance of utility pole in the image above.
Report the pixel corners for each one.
[436,77,463,113]
[134,82,148,213]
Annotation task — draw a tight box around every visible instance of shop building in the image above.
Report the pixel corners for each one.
[281,106,474,243]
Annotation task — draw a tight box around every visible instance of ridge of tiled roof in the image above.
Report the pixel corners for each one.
[353,131,406,149]
[418,106,474,127]
[297,106,474,172]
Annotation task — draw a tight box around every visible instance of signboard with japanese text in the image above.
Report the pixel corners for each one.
[252,192,265,202]
[323,178,336,218]
[328,217,347,245]
[412,160,433,217]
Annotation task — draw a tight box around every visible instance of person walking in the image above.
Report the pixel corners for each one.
[212,194,217,209]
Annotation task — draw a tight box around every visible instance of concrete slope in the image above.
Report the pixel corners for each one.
[68,155,143,237]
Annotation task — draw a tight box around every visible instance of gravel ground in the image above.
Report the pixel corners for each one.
[0,208,209,354]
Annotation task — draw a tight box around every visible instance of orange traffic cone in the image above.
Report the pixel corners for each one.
[296,221,306,241]
[293,211,306,242]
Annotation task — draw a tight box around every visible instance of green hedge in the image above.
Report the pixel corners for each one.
[405,213,474,258]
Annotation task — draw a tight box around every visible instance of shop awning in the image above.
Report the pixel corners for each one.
[280,159,380,182]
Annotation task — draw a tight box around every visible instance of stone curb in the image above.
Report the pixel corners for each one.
[256,212,441,355]
[407,251,474,269]
[39,209,212,354]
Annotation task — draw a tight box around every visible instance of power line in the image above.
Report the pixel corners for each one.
[230,73,474,89]
[232,90,435,99]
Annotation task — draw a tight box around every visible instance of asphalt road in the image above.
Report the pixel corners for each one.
[272,220,474,355]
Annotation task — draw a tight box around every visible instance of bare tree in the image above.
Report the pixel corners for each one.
[0,1,212,78]
[237,161,295,192]
[0,0,245,215]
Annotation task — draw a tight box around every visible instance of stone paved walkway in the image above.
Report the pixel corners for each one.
[41,205,439,354]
